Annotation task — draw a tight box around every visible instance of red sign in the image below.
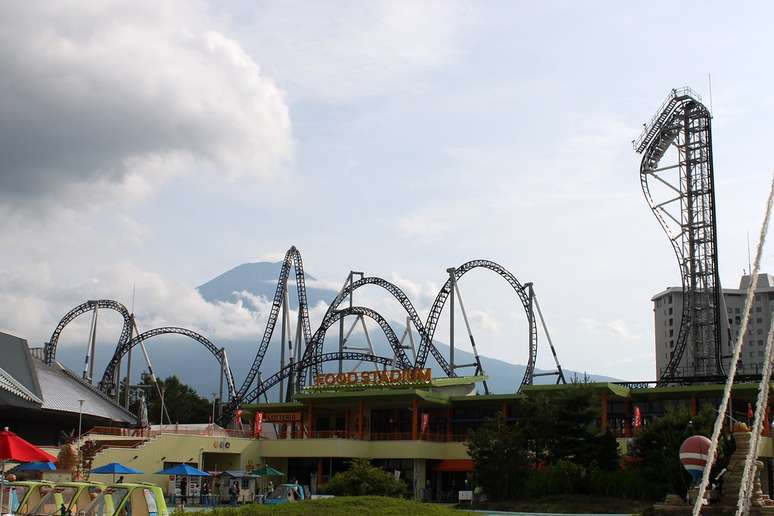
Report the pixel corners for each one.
[420,413,429,434]
[254,412,264,438]
[633,406,642,430]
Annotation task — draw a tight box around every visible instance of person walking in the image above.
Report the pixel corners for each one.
[179,477,188,506]
[200,481,210,507]
[229,481,239,506]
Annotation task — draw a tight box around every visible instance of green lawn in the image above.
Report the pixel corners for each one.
[191,496,474,516]
[467,494,653,514]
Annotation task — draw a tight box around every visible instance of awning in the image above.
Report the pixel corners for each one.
[433,459,474,472]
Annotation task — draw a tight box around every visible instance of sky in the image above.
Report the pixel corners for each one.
[1,0,774,384]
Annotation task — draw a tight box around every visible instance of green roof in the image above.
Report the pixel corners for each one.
[522,382,631,399]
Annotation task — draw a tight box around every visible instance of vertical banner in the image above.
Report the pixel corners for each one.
[235,409,244,431]
[420,413,429,434]
[254,412,264,438]
[748,402,754,422]
[633,406,642,431]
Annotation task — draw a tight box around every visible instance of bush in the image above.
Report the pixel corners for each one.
[324,459,407,498]
[523,461,661,500]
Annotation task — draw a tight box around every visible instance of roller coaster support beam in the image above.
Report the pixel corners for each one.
[451,272,489,394]
[532,288,566,385]
[447,268,455,370]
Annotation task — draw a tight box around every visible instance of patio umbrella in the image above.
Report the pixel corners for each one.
[155,464,209,477]
[0,427,56,514]
[253,465,283,497]
[91,462,142,483]
[14,462,56,472]
[252,465,283,476]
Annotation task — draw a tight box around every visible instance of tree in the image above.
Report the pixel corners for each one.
[466,413,532,500]
[324,459,407,497]
[629,404,732,498]
[131,374,212,424]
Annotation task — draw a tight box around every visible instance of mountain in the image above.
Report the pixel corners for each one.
[58,261,618,399]
[197,261,334,307]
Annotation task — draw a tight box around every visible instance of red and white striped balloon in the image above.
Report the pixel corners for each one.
[679,435,712,482]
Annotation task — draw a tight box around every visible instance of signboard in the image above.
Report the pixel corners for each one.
[264,412,302,423]
[313,368,432,387]
[254,411,263,438]
[458,490,473,502]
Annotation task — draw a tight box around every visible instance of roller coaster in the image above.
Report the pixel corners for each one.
[634,87,728,384]
[42,247,565,425]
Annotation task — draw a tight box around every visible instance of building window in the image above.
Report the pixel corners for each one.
[668,294,673,304]
[670,340,674,348]
[669,307,673,315]
[669,318,673,326]
[736,316,741,324]
[759,340,764,346]
[758,329,764,335]
[757,317,763,324]
[757,306,762,312]
[669,329,674,337]
[736,308,741,314]
[670,351,674,358]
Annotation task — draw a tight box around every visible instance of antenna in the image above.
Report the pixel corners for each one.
[708,73,714,115]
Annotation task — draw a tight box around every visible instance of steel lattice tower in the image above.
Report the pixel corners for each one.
[634,87,724,382]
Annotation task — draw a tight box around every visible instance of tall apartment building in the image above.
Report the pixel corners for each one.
[652,273,774,379]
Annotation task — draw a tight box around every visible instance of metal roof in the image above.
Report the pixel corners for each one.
[0,365,43,404]
[33,359,136,424]
[0,332,43,399]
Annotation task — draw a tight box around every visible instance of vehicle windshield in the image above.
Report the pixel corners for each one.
[1,484,29,514]
[80,488,128,516]
[28,487,78,515]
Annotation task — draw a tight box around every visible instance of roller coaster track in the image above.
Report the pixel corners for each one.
[44,299,133,366]
[634,87,724,382]
[236,246,312,400]
[291,305,413,389]
[48,248,548,424]
[297,276,452,382]
[238,351,398,408]
[420,260,537,391]
[99,326,237,399]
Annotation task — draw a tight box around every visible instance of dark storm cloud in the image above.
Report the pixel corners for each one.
[0,1,291,203]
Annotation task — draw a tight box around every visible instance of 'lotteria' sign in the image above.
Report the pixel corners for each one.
[312,368,432,388]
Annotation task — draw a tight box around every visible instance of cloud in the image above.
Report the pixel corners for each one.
[234,0,474,101]
[578,317,642,342]
[0,0,291,207]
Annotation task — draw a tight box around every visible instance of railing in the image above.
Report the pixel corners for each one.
[633,87,702,153]
[84,425,255,439]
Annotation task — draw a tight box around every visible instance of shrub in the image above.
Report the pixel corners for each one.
[324,459,407,498]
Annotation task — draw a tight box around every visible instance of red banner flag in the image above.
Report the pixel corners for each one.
[633,406,642,430]
[420,413,429,434]
[254,412,264,438]
[748,402,754,421]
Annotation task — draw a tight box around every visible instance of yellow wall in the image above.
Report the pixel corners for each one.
[90,433,469,489]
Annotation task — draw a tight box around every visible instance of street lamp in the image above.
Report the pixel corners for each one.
[77,399,85,442]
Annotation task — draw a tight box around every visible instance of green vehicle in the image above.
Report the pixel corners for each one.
[1,481,55,515]
[24,482,105,516]
[79,483,168,516]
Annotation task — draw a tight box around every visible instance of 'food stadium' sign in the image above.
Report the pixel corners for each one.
[313,368,432,387]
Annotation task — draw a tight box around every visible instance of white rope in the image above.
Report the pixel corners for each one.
[692,174,774,516]
[737,311,774,515]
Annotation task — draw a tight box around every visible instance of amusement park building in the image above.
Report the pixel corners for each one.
[653,273,774,379]
[80,375,774,502]
[0,332,136,445]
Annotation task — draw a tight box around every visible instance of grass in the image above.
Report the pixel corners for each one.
[185,496,475,515]
[466,494,654,514]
